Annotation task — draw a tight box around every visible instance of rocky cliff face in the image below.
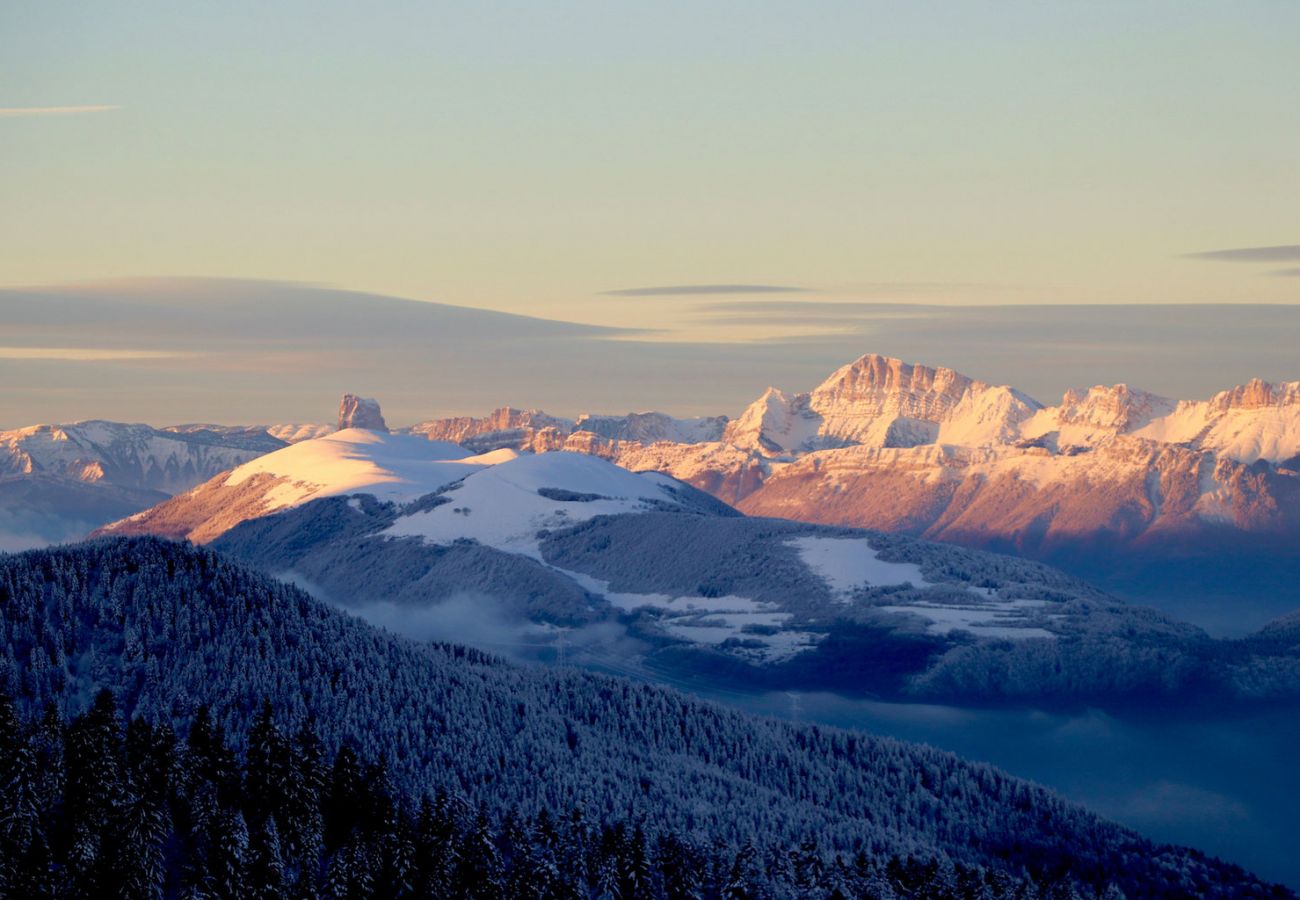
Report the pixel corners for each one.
[573,411,728,444]
[723,355,1041,454]
[406,407,727,452]
[337,394,388,432]
[1209,378,1300,412]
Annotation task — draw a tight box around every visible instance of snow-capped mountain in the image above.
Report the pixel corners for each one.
[382,354,1296,629]
[200,465,1300,708]
[558,356,1299,629]
[723,355,1041,453]
[1,420,284,493]
[0,419,288,548]
[404,407,728,453]
[96,414,726,547]
[95,395,1300,707]
[405,407,572,449]
[19,356,1300,628]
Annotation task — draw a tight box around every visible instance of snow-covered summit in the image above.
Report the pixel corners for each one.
[1020,384,1177,448]
[722,354,1041,454]
[98,428,715,545]
[573,411,728,444]
[221,428,481,510]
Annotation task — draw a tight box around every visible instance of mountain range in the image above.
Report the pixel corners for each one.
[397,355,1300,632]
[6,352,1299,631]
[89,409,1300,711]
[0,420,287,549]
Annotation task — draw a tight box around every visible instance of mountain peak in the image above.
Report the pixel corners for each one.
[1210,378,1300,412]
[1055,384,1175,433]
[338,394,388,432]
[813,354,976,402]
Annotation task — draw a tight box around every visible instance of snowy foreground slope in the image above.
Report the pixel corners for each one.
[100,420,1300,708]
[0,537,1288,898]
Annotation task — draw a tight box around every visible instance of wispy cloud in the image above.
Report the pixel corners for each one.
[1268,267,1300,278]
[0,346,187,361]
[0,105,119,118]
[602,284,812,297]
[1184,244,1300,263]
[694,300,932,314]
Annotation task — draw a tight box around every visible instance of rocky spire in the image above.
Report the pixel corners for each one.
[338,394,388,432]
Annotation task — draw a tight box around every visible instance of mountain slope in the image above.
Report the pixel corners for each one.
[0,537,1285,897]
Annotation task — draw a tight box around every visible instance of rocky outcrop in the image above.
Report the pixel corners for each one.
[407,407,727,452]
[1209,378,1300,412]
[407,407,571,446]
[723,355,1041,455]
[573,411,728,444]
[338,394,388,432]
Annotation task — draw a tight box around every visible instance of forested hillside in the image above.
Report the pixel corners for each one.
[0,691,1107,898]
[0,538,1287,898]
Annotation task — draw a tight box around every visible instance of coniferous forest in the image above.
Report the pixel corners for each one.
[0,690,1092,899]
[0,538,1290,898]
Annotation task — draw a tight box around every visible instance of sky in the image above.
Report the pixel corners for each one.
[3,279,1299,427]
[1,2,1298,426]
[3,1,1299,335]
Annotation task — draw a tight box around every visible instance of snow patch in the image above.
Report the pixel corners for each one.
[878,599,1059,640]
[788,536,931,597]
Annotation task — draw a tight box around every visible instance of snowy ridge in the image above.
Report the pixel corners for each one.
[98,430,710,545]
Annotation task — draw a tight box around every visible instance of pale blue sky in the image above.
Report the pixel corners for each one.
[3,1,1298,335]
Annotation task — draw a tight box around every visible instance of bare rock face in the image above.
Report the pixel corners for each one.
[408,407,572,445]
[1055,385,1175,434]
[723,355,1040,455]
[1209,378,1300,412]
[338,395,388,432]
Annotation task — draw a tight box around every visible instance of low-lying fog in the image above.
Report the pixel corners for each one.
[685,686,1300,890]
[316,578,1300,889]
